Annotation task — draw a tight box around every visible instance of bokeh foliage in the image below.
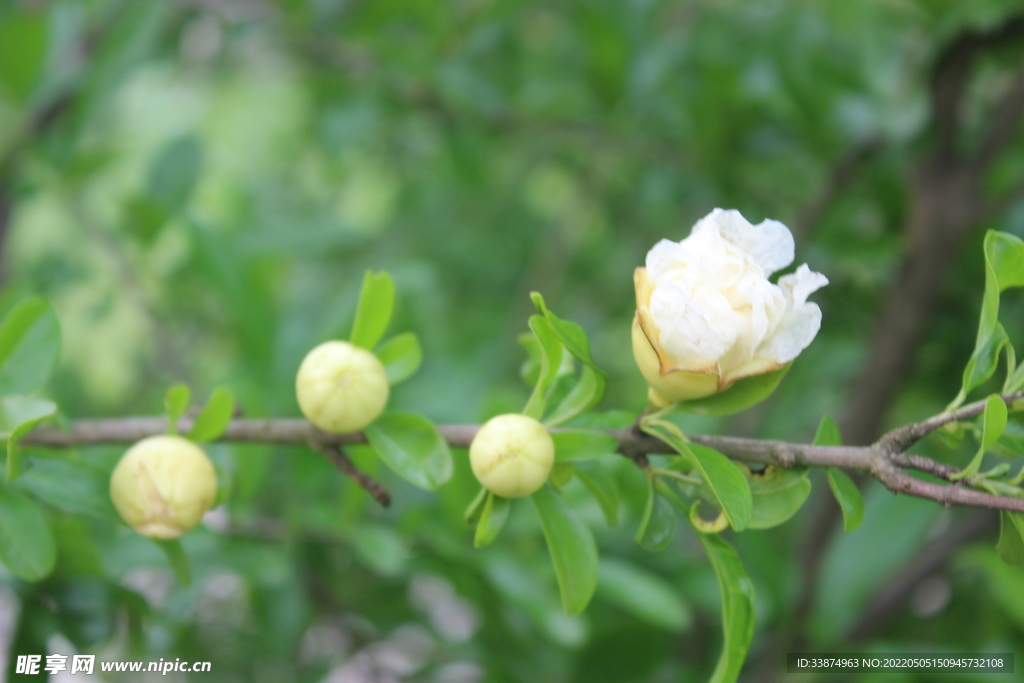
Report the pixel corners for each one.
[2,0,1024,681]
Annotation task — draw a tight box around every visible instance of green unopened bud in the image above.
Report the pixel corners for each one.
[109,435,217,539]
[296,341,390,433]
[469,414,554,498]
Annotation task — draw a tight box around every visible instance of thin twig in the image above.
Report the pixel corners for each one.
[309,442,391,508]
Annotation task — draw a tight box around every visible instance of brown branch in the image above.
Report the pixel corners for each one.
[19,390,1024,513]
[309,443,391,508]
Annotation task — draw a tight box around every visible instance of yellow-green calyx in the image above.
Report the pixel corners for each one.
[470,414,555,498]
[110,435,217,539]
[296,340,390,433]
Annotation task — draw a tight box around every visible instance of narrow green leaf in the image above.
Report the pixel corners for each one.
[164,384,190,434]
[636,475,676,550]
[529,292,607,410]
[574,461,619,526]
[675,365,790,417]
[0,297,61,395]
[474,492,510,548]
[0,488,55,581]
[996,511,1024,567]
[826,469,864,533]
[376,332,422,385]
[814,416,864,533]
[188,386,234,442]
[350,270,395,350]
[642,420,752,531]
[464,486,488,525]
[953,231,1024,407]
[696,531,756,683]
[742,465,811,530]
[519,333,543,387]
[365,412,453,490]
[545,366,603,426]
[154,538,192,586]
[551,430,618,462]
[0,396,57,481]
[532,484,599,615]
[959,394,1009,478]
[597,558,691,631]
[524,315,564,419]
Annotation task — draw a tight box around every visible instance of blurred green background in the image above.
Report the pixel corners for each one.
[2,0,1024,681]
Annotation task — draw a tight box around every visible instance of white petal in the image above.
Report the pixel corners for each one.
[778,264,829,304]
[646,239,690,282]
[756,264,828,364]
[650,282,735,367]
[695,208,795,276]
[758,302,822,364]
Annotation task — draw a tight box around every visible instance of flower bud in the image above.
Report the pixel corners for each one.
[633,208,828,405]
[296,341,390,433]
[470,414,555,498]
[110,435,217,539]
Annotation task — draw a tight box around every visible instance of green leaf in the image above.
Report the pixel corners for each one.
[959,394,1009,479]
[154,539,191,586]
[529,292,606,408]
[0,297,61,396]
[642,420,752,531]
[551,430,618,462]
[574,461,619,526]
[365,412,453,490]
[474,492,510,548]
[532,484,599,615]
[812,415,843,447]
[188,386,234,442]
[519,333,542,387]
[674,365,791,417]
[350,270,395,350]
[742,465,811,530]
[524,315,564,419]
[826,469,864,533]
[597,558,691,631]
[996,511,1024,567]
[0,488,55,581]
[696,531,756,683]
[545,366,603,426]
[0,396,57,481]
[164,384,190,434]
[814,416,864,533]
[376,332,422,385]
[464,486,488,525]
[15,456,117,520]
[0,11,47,102]
[952,231,1024,407]
[636,475,676,550]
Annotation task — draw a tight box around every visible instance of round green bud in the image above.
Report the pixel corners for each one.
[296,341,390,433]
[469,414,555,498]
[109,435,217,539]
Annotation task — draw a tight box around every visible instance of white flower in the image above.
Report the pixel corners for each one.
[632,208,828,405]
